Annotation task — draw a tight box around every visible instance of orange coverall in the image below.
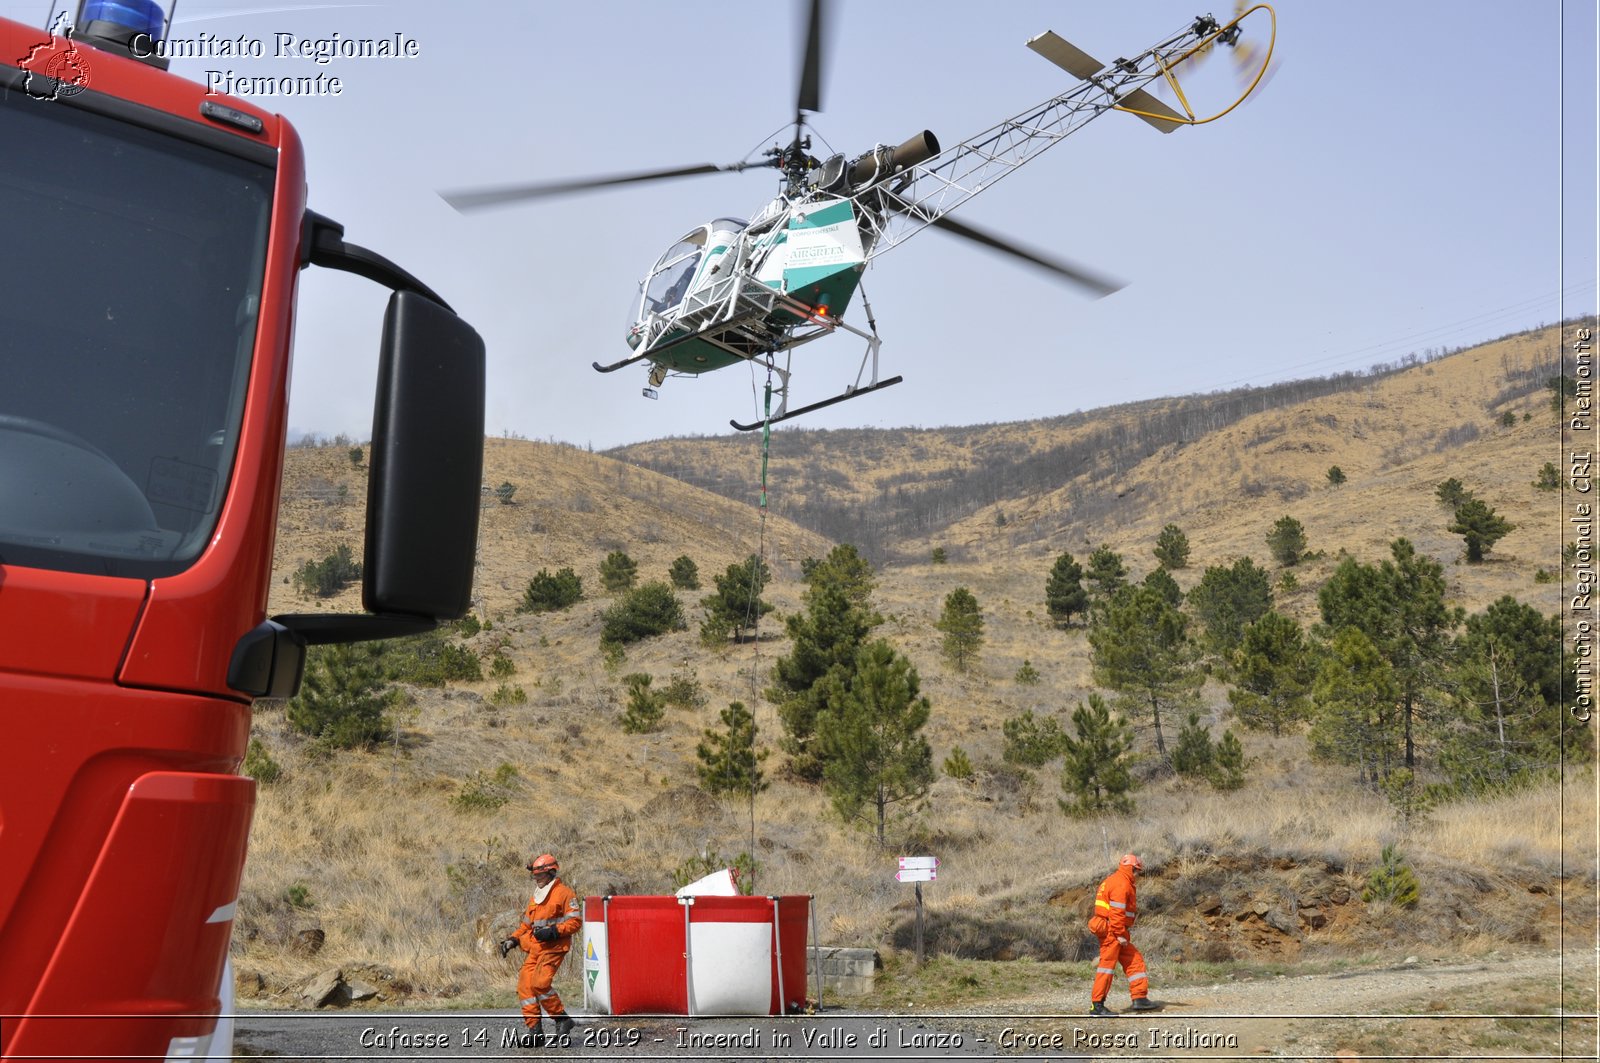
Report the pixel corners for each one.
[1088,864,1148,1004]
[511,877,583,1028]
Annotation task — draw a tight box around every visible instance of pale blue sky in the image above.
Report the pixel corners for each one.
[12,1,1596,448]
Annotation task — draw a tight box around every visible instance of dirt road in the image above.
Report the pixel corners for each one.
[236,950,1596,1061]
[959,948,1597,1059]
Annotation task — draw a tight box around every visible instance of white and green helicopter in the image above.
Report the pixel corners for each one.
[444,1,1274,430]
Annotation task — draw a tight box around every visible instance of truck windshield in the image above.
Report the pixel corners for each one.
[0,94,272,579]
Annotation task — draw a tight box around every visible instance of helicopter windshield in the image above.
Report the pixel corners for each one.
[644,230,705,314]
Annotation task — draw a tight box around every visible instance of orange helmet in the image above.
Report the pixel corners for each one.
[1119,853,1144,872]
[527,853,559,874]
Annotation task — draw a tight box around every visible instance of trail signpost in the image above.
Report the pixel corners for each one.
[897,857,939,964]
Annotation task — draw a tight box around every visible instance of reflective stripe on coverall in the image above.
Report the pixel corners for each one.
[1088,864,1147,1003]
[511,878,583,1028]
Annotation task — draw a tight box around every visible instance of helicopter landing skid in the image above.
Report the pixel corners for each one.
[729,375,903,432]
[592,351,651,374]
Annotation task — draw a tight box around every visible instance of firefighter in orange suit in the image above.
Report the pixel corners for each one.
[1087,853,1157,1016]
[498,853,582,1044]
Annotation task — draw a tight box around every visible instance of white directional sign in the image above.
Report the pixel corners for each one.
[896,868,937,882]
[898,856,939,870]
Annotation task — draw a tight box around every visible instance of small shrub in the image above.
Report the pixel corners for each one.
[619,673,665,733]
[698,613,732,649]
[668,555,701,590]
[1209,730,1246,791]
[242,738,282,784]
[1362,844,1420,908]
[660,671,705,710]
[284,883,313,910]
[931,547,948,565]
[943,746,975,781]
[385,631,482,686]
[601,582,685,645]
[671,850,758,895]
[457,613,482,638]
[1002,709,1068,766]
[495,481,517,505]
[519,567,583,614]
[489,654,516,678]
[1171,712,1215,777]
[600,551,639,593]
[293,544,362,598]
[1014,659,1041,685]
[453,763,521,812]
[489,683,527,707]
[1326,465,1346,487]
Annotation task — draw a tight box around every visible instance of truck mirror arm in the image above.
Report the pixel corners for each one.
[301,210,453,312]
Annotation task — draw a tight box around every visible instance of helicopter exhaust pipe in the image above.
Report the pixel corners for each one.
[848,130,941,187]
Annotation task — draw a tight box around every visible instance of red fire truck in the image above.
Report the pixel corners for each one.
[0,2,484,1057]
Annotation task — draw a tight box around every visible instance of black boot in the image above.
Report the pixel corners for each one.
[524,1020,546,1048]
[1089,1000,1115,1017]
[1130,997,1159,1012]
[551,1014,576,1040]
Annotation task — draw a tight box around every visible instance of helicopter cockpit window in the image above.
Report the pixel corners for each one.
[644,231,706,314]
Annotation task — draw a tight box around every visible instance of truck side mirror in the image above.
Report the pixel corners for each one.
[364,289,485,620]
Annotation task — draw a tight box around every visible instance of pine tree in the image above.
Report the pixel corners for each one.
[1362,844,1420,908]
[1045,552,1090,627]
[599,550,639,593]
[1171,711,1215,777]
[769,578,881,781]
[1085,545,1128,602]
[599,582,685,645]
[1210,730,1246,791]
[287,642,397,749]
[619,673,665,734]
[701,555,774,642]
[1228,611,1314,736]
[1142,567,1183,607]
[1088,584,1202,761]
[1002,709,1069,766]
[696,701,769,797]
[1449,497,1515,562]
[668,555,700,590]
[519,567,583,613]
[936,587,985,672]
[1438,597,1579,792]
[1058,694,1137,816]
[1154,523,1191,570]
[1188,556,1274,661]
[1266,515,1307,567]
[805,543,878,608]
[1435,477,1471,509]
[1309,627,1403,785]
[1318,539,1461,768]
[814,640,935,844]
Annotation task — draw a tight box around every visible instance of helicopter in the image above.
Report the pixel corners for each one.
[442,2,1275,431]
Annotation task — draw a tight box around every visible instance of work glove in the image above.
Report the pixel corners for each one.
[498,938,518,959]
[533,925,559,943]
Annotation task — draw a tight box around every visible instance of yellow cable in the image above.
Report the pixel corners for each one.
[1114,3,1276,128]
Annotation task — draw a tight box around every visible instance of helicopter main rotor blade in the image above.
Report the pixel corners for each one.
[794,0,826,126]
[928,213,1126,298]
[440,163,751,211]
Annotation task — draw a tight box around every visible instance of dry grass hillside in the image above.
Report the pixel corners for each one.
[236,327,1594,1039]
